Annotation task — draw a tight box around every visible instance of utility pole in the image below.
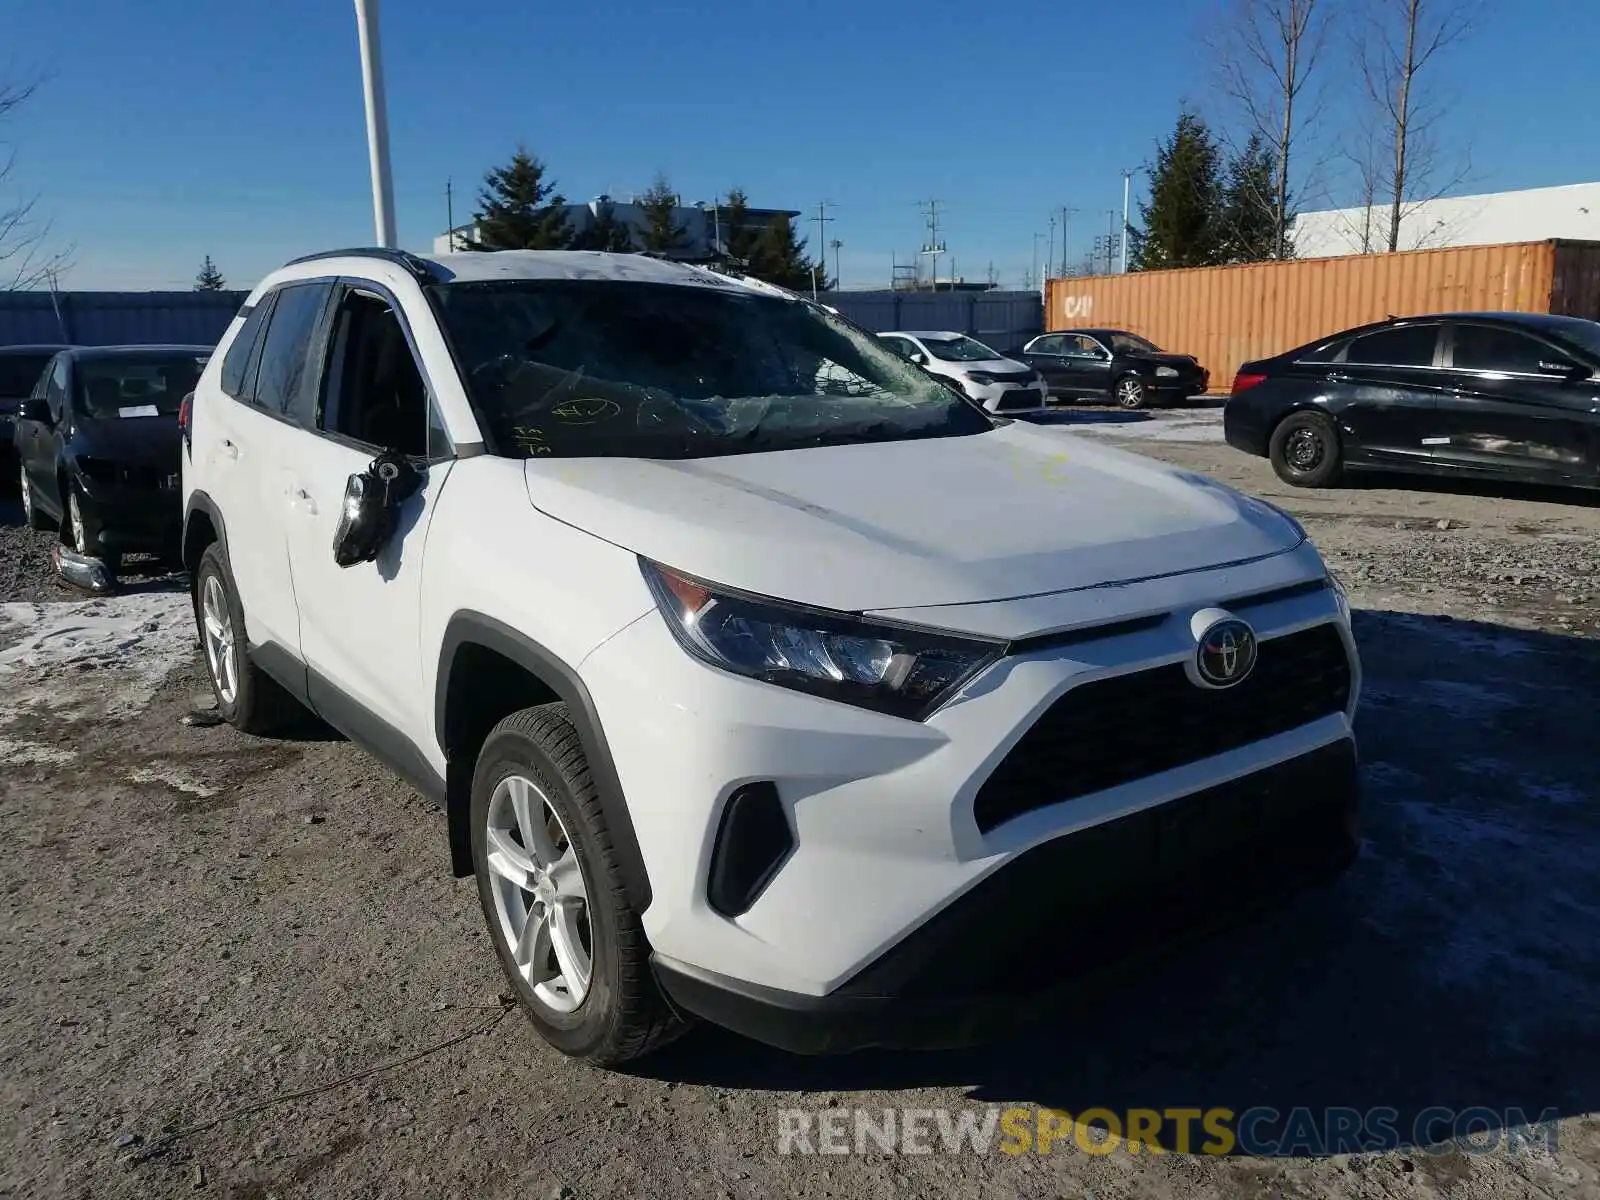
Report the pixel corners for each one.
[829,238,843,289]
[1060,206,1079,277]
[812,201,834,300]
[445,178,454,251]
[1105,210,1118,274]
[918,199,945,290]
[353,0,396,248]
[1047,214,1056,285]
[1031,232,1045,292]
[1120,170,1134,272]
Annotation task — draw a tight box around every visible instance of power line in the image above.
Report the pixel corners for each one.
[1059,206,1080,277]
[812,201,834,299]
[917,199,945,290]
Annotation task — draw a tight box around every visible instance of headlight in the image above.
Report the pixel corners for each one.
[965,372,995,385]
[640,560,1004,721]
[1155,365,1179,378]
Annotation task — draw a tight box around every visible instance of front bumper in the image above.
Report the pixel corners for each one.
[654,737,1359,1054]
[77,474,183,553]
[580,549,1359,1008]
[969,379,1049,414]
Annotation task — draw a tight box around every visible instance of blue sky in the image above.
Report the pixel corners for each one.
[3,0,1597,292]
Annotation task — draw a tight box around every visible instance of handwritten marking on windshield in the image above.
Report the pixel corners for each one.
[511,426,552,455]
[550,398,622,425]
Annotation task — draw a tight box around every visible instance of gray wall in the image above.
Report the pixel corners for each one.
[825,290,1044,354]
[0,291,246,348]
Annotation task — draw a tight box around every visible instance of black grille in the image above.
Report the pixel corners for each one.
[995,388,1042,411]
[972,622,1352,833]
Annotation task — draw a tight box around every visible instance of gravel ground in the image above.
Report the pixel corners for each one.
[2,422,1598,1199]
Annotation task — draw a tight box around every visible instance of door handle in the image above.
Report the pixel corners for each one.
[1325,371,1350,383]
[219,438,239,460]
[290,486,317,515]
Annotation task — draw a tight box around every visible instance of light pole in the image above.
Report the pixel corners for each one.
[354,0,397,248]
[1121,169,1134,272]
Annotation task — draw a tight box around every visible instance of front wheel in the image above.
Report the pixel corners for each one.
[1269,410,1344,487]
[472,704,685,1066]
[1115,375,1148,410]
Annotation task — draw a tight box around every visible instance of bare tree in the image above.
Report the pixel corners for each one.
[1209,0,1333,259]
[0,79,70,290]
[1357,0,1473,252]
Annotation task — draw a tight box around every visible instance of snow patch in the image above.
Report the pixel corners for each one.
[1052,410,1225,444]
[0,593,194,724]
[130,766,217,798]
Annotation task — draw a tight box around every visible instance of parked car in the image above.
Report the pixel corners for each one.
[183,247,1361,1066]
[1,344,71,482]
[1224,312,1600,490]
[15,345,210,569]
[1013,329,1209,409]
[876,331,1048,414]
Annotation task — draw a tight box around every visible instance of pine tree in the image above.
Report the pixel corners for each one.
[747,214,830,291]
[465,146,572,251]
[194,255,226,291]
[569,200,636,252]
[719,188,761,271]
[637,173,688,255]
[1219,133,1286,263]
[1128,110,1226,271]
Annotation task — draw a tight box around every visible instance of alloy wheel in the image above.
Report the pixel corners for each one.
[484,774,594,1014]
[1117,378,1144,409]
[1285,427,1324,471]
[200,574,239,705]
[19,465,32,524]
[68,492,87,553]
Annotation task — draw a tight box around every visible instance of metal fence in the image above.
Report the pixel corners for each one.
[824,290,1044,354]
[0,290,247,348]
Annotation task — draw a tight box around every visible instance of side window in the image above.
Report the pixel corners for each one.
[879,336,909,359]
[1452,326,1555,375]
[253,282,334,423]
[1063,336,1103,359]
[46,358,69,420]
[1029,335,1065,355]
[319,288,431,458]
[1346,324,1438,367]
[1296,340,1340,363]
[220,297,276,399]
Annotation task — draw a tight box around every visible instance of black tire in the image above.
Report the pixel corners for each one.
[193,542,305,734]
[471,704,685,1066]
[1269,410,1344,487]
[1114,374,1148,410]
[18,463,51,531]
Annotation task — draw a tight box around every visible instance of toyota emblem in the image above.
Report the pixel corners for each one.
[1187,610,1258,689]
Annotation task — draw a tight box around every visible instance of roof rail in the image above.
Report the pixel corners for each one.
[282,247,440,280]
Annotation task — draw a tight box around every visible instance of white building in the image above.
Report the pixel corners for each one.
[433,195,800,261]
[1291,181,1600,259]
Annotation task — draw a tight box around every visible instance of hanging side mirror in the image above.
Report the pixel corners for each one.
[17,397,51,424]
[332,450,422,567]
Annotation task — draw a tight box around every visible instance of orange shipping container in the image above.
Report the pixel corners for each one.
[1045,239,1600,391]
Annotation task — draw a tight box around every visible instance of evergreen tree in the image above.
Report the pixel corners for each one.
[569,200,636,252]
[718,187,761,270]
[747,214,829,291]
[1127,110,1226,271]
[194,255,226,291]
[637,173,688,255]
[1219,133,1287,263]
[465,146,571,250]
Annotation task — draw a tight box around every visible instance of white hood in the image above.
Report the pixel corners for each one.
[522,422,1303,613]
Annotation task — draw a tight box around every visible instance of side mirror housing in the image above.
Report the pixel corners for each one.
[909,351,927,365]
[332,451,422,567]
[1539,357,1588,381]
[17,397,50,424]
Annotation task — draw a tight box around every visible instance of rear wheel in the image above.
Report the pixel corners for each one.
[1269,410,1344,487]
[194,543,304,734]
[19,464,51,531]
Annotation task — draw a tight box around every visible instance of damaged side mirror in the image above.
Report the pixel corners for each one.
[332,450,422,568]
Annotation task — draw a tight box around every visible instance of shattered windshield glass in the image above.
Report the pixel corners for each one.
[428,279,995,459]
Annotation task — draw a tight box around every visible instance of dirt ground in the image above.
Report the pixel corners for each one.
[2,412,1598,1199]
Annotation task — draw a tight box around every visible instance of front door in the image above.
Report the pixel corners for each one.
[1327,322,1446,468]
[1057,334,1115,398]
[1019,335,1072,393]
[19,356,69,516]
[1428,322,1600,485]
[282,283,452,762]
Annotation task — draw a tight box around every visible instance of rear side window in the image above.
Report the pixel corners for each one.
[253,282,333,422]
[1295,340,1340,363]
[1452,325,1553,375]
[1345,324,1438,367]
[220,298,275,399]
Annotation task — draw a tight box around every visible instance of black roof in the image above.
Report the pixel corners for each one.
[61,344,214,360]
[1044,328,1145,339]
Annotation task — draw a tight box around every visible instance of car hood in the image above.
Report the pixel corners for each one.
[962,356,1033,374]
[69,413,181,469]
[1127,350,1202,369]
[523,423,1302,612]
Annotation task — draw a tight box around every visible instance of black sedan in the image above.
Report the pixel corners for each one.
[14,345,210,569]
[1224,312,1600,491]
[0,344,71,480]
[1012,328,1209,409]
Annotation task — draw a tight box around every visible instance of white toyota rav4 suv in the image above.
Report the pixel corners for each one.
[179,248,1361,1066]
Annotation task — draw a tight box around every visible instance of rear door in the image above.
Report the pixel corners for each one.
[1325,322,1446,467]
[1430,322,1600,484]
